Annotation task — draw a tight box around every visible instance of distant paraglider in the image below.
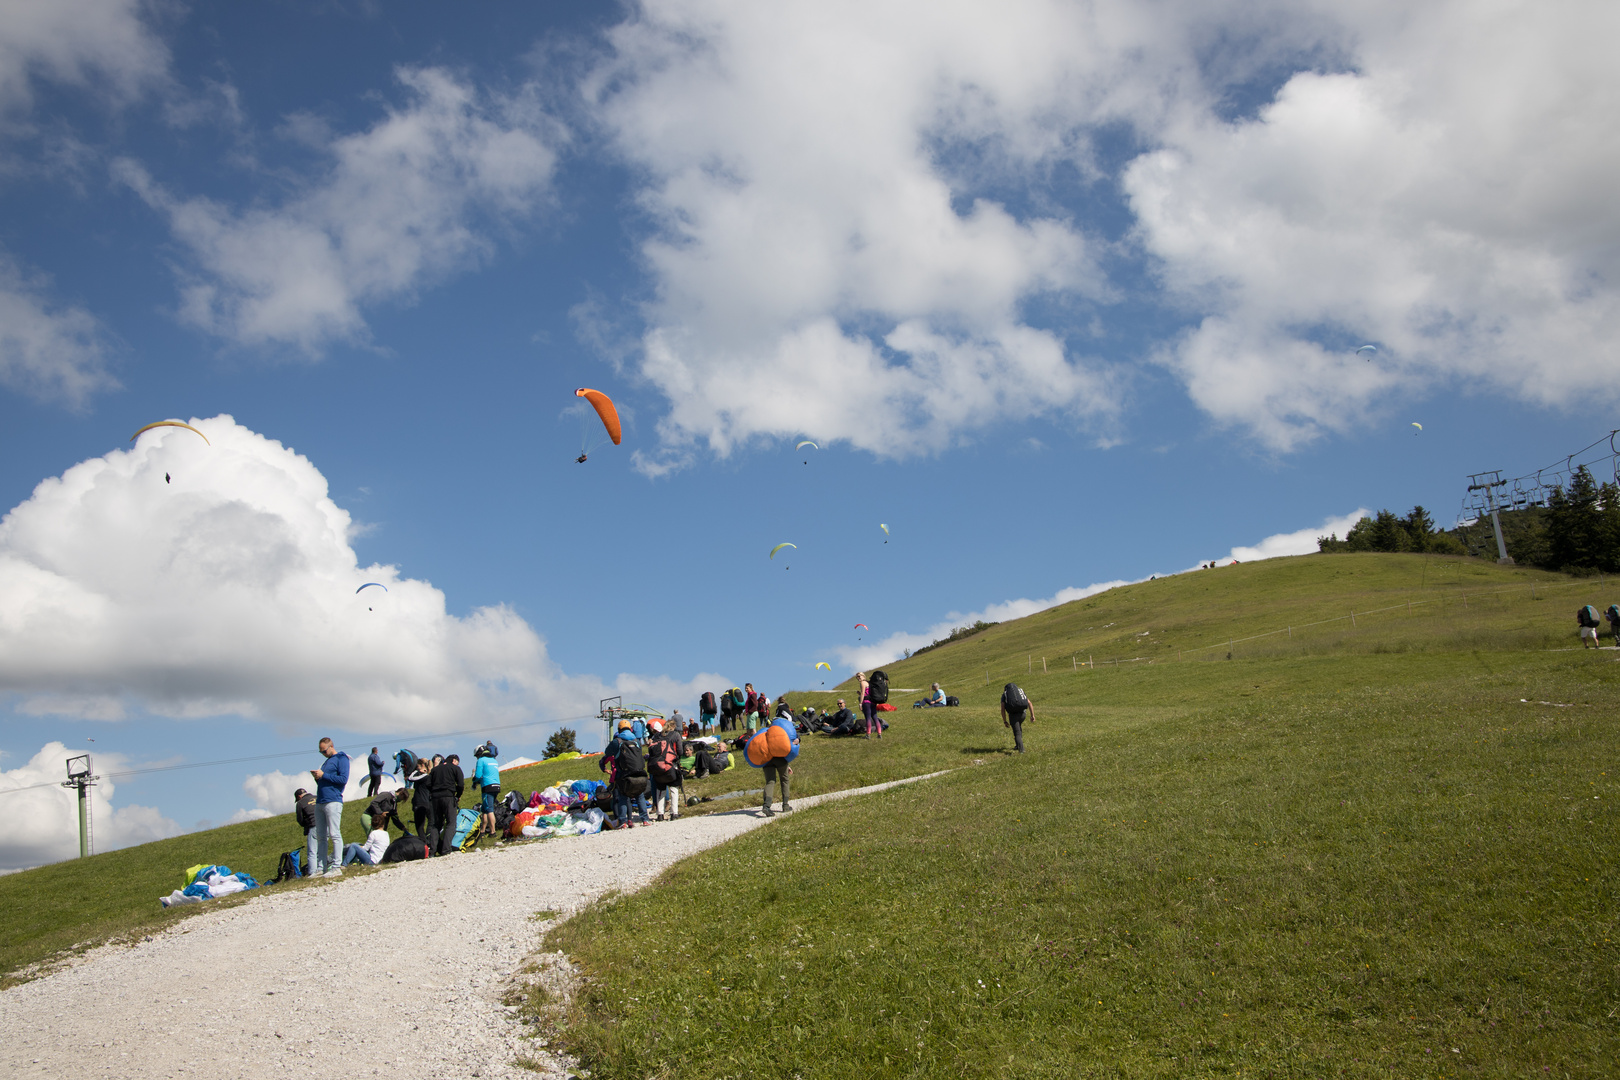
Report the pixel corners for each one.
[574,388,621,463]
[356,582,388,611]
[879,523,889,544]
[853,623,868,630]
[770,542,796,568]
[131,420,210,445]
[1357,345,1377,359]
[1411,422,1422,433]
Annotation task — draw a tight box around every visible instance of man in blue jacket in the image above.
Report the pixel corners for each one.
[309,737,350,876]
[366,746,385,798]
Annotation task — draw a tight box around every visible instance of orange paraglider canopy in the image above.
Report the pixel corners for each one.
[575,388,621,446]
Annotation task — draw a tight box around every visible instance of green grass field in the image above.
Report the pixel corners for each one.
[542,554,1620,1078]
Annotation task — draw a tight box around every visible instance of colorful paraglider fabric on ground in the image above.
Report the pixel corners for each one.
[1357,345,1377,359]
[131,420,210,445]
[574,388,622,461]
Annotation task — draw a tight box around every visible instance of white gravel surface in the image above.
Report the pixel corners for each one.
[1,771,947,1080]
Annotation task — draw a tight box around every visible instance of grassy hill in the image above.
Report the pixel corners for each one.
[539,554,1620,1078]
[6,552,1618,1076]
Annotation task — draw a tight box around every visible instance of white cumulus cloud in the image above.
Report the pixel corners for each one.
[0,742,178,871]
[118,66,563,352]
[0,254,117,405]
[0,0,167,119]
[0,415,703,733]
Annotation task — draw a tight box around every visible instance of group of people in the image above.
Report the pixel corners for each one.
[293,738,504,876]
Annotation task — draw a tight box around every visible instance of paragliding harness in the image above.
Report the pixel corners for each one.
[1002,683,1029,714]
[1608,605,1620,633]
[381,834,431,863]
[271,847,306,884]
[868,670,890,705]
[700,691,718,717]
[649,734,683,787]
[453,807,484,851]
[1578,605,1600,628]
[494,789,527,835]
[394,748,419,777]
[614,741,650,797]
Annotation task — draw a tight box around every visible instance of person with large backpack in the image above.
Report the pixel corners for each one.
[857,671,885,739]
[600,719,651,828]
[699,691,718,733]
[1607,604,1620,648]
[1000,683,1033,754]
[293,786,316,873]
[647,719,684,821]
[1578,605,1602,649]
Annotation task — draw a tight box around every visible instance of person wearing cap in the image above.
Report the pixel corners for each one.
[426,752,465,856]
[294,786,316,876]
[473,741,501,843]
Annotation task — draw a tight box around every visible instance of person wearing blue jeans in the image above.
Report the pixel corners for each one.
[309,737,350,876]
[342,817,390,866]
[600,721,651,828]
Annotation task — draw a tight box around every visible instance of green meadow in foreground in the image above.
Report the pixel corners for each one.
[543,555,1620,1078]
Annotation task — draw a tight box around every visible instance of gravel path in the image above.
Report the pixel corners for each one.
[1,771,948,1080]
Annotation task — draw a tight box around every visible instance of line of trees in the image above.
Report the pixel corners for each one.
[1318,466,1620,574]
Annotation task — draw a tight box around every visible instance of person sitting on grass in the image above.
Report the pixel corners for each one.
[915,682,947,708]
[341,815,391,867]
[816,700,861,736]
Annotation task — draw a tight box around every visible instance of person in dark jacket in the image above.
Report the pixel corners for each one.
[409,761,433,844]
[364,787,411,836]
[294,787,316,875]
[366,747,385,798]
[426,753,464,856]
[599,720,650,828]
[815,700,858,735]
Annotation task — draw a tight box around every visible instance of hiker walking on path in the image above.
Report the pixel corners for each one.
[426,753,464,856]
[761,734,797,818]
[1000,683,1033,754]
[1578,605,1602,649]
[309,738,350,876]
[473,741,501,841]
[1607,604,1620,648]
[647,718,683,821]
[366,747,385,798]
[294,787,316,873]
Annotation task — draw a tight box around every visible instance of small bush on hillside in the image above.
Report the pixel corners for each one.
[910,620,999,657]
[544,728,578,759]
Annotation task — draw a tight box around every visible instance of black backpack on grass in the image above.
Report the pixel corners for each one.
[868,670,889,704]
[945,695,960,707]
[271,848,305,883]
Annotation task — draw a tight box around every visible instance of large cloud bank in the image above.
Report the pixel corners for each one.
[830,509,1366,671]
[587,0,1619,464]
[0,416,720,730]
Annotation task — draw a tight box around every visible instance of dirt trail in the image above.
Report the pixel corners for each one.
[1,772,946,1079]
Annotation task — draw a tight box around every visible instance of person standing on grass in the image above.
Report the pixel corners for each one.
[294,787,316,874]
[309,737,350,876]
[409,759,433,844]
[1000,683,1033,754]
[341,814,391,867]
[600,719,651,828]
[1607,604,1620,648]
[743,683,760,732]
[647,718,683,821]
[761,732,797,818]
[856,672,880,739]
[426,753,464,856]
[366,746,385,798]
[473,741,501,842]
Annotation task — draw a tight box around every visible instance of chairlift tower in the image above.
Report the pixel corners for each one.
[1464,471,1514,565]
[62,754,98,858]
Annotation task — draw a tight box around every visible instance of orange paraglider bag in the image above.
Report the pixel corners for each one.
[745,725,793,766]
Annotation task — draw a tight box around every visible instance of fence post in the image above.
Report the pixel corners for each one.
[1027,655,1031,674]
[1089,654,1093,669]
[1042,657,1047,673]
[1288,626,1292,639]
[1072,656,1077,671]
[1350,610,1356,628]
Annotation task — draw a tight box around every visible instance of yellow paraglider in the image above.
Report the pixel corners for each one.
[769,542,797,560]
[130,420,210,445]
[1411,422,1423,432]
[816,661,832,671]
[879,523,889,544]
[796,440,818,451]
[574,388,622,446]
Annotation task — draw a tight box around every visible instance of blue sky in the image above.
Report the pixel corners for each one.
[0,0,1614,867]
